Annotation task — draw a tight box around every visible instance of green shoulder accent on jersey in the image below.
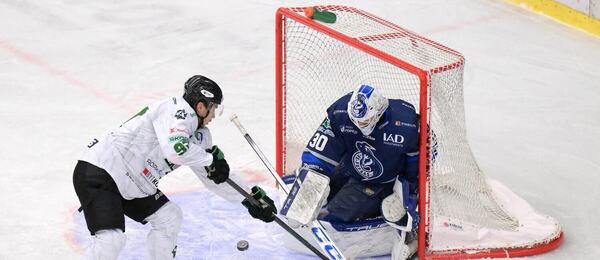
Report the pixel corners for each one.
[122,106,149,126]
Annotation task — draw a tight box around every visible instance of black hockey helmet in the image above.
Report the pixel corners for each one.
[183,75,223,110]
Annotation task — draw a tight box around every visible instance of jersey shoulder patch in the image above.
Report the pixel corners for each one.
[170,97,197,121]
[327,93,352,123]
[387,99,418,129]
[318,118,335,137]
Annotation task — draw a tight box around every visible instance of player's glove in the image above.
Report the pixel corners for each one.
[205,145,229,184]
[242,186,277,223]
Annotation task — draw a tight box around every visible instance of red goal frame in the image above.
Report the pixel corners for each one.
[274,6,563,259]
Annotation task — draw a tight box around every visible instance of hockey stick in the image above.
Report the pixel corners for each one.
[224,178,328,259]
[230,114,347,260]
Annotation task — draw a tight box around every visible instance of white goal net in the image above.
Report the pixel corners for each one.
[275,5,563,259]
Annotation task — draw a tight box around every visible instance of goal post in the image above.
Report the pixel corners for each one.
[275,5,563,259]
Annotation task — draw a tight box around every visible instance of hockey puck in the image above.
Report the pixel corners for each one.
[236,240,249,251]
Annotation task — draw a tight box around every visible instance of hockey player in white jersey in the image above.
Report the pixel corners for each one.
[72,75,276,259]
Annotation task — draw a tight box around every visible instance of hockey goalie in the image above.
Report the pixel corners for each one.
[280,84,420,259]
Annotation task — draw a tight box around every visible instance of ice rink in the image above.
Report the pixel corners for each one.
[1,0,599,259]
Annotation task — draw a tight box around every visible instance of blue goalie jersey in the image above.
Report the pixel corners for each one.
[301,93,419,185]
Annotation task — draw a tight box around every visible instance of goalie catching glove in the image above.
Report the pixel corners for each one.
[242,186,277,223]
[381,178,419,232]
[204,145,229,184]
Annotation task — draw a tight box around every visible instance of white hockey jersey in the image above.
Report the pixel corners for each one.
[81,96,214,200]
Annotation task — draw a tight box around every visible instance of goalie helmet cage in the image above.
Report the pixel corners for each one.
[275,5,563,259]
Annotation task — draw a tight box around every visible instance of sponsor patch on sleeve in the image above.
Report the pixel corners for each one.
[317,118,335,137]
[321,118,331,129]
[168,135,189,144]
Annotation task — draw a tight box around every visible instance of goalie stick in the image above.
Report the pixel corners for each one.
[224,178,328,259]
[230,114,347,260]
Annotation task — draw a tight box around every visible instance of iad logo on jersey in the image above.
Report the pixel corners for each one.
[352,141,384,181]
[383,133,404,144]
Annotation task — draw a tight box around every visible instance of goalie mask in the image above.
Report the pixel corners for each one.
[183,75,224,119]
[347,84,388,136]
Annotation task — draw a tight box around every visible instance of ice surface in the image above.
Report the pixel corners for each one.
[1,0,599,259]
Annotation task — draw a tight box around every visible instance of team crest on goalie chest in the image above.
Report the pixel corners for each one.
[352,141,384,181]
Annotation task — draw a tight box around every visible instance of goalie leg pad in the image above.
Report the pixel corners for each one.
[281,168,330,227]
[144,201,182,259]
[391,230,418,260]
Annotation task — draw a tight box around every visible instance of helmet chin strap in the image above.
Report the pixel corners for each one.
[196,102,213,128]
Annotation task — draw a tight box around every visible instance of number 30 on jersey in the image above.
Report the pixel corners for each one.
[308,133,328,151]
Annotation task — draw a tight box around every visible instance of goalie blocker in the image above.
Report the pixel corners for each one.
[281,168,330,227]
